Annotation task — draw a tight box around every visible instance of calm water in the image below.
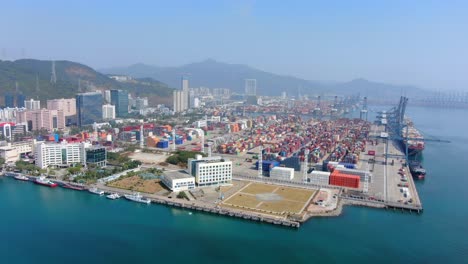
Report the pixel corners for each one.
[1,106,467,264]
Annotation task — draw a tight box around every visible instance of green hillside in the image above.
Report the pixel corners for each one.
[0,59,174,106]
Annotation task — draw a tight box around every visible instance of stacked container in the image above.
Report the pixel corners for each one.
[329,171,360,188]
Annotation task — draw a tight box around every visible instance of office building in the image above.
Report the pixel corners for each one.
[34,141,107,169]
[102,104,116,120]
[5,94,15,108]
[110,89,129,117]
[16,94,26,108]
[76,92,103,126]
[187,155,232,186]
[85,146,107,167]
[0,146,19,163]
[25,99,41,110]
[35,141,85,169]
[245,79,257,96]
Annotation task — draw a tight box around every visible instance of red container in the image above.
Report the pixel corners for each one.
[368,150,375,156]
[329,171,360,188]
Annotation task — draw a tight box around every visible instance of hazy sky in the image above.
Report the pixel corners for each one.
[1,0,467,90]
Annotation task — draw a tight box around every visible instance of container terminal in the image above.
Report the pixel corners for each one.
[1,96,431,228]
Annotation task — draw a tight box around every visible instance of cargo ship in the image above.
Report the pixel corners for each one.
[401,121,425,156]
[34,176,58,187]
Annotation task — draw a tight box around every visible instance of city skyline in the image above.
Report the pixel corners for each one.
[1,1,467,91]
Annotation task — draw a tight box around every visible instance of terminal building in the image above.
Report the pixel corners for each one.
[187,155,232,186]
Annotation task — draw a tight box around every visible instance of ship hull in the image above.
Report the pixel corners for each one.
[34,181,58,188]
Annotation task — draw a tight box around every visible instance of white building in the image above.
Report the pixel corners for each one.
[245,79,257,96]
[0,146,19,163]
[24,99,41,110]
[102,104,116,120]
[34,141,86,169]
[270,167,294,180]
[187,155,232,187]
[161,170,196,192]
[10,139,37,155]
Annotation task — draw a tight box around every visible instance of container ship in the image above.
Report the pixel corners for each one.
[401,121,425,156]
[34,176,58,187]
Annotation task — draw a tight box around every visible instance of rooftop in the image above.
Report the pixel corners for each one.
[164,170,194,180]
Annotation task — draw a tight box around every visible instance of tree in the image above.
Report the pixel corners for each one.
[177,191,188,199]
[0,157,5,166]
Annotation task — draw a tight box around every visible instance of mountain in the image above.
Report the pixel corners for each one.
[101,59,429,99]
[0,59,174,106]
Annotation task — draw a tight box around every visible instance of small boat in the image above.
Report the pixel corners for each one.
[124,192,151,204]
[62,183,86,191]
[106,193,120,200]
[34,176,58,188]
[88,187,105,196]
[14,174,29,181]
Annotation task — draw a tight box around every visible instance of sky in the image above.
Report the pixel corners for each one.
[1,0,467,90]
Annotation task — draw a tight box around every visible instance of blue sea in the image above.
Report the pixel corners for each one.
[1,106,467,264]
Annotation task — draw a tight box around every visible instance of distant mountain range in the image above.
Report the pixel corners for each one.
[0,59,174,106]
[101,59,429,99]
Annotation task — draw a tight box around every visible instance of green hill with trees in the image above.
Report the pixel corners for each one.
[0,59,174,106]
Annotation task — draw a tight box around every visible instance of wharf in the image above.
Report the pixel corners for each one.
[353,124,423,213]
[95,183,301,228]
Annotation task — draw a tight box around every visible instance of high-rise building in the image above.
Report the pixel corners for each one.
[47,98,76,117]
[110,89,129,117]
[134,97,148,110]
[245,79,257,96]
[104,90,111,103]
[102,104,116,120]
[5,94,14,108]
[28,109,65,131]
[25,99,41,110]
[76,92,103,127]
[16,94,26,108]
[182,76,189,92]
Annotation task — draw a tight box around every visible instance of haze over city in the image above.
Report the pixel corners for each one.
[1,0,467,91]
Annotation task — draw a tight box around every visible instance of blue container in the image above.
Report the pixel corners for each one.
[175,139,183,145]
[339,162,356,169]
[54,133,59,143]
[187,136,192,141]
[157,141,169,148]
[255,160,280,171]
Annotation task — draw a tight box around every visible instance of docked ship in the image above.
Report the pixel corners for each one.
[14,174,29,181]
[401,121,425,156]
[34,176,58,188]
[62,183,86,191]
[106,193,121,200]
[124,192,151,204]
[409,161,426,179]
[88,187,105,195]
